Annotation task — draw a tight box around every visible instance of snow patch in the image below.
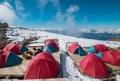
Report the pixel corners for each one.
[60,52,102,81]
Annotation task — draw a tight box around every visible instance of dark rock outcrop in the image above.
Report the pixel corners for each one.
[0,22,9,28]
[0,22,9,49]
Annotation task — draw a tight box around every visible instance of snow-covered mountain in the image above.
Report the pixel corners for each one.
[42,28,120,40]
[6,27,120,51]
[42,28,120,34]
[79,28,120,34]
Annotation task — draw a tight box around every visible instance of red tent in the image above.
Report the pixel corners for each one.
[80,54,108,78]
[24,51,60,79]
[100,50,120,66]
[0,50,5,67]
[43,40,59,53]
[44,40,59,50]
[94,44,108,53]
[68,43,86,56]
[3,43,28,55]
[0,50,23,67]
[68,43,81,53]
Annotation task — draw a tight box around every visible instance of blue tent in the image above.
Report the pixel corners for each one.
[87,46,96,53]
[74,48,86,56]
[0,50,23,67]
[68,43,86,56]
[5,52,23,67]
[43,44,57,53]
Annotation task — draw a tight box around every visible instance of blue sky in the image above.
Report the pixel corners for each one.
[0,0,120,29]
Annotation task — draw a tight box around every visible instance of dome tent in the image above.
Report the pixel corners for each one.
[43,40,59,53]
[80,54,108,78]
[24,51,60,79]
[68,43,86,56]
[0,50,23,67]
[3,43,28,55]
[96,50,120,66]
[87,44,108,53]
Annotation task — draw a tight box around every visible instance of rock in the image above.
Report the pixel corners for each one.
[0,22,9,28]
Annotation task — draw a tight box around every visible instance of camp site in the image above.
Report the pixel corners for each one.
[0,24,119,81]
[0,0,120,81]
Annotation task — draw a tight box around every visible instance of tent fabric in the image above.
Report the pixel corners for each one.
[87,46,96,53]
[20,45,29,54]
[0,50,5,67]
[68,43,86,56]
[68,43,81,53]
[87,44,108,53]
[75,48,85,56]
[94,44,108,53]
[44,40,59,50]
[43,40,59,53]
[24,51,60,79]
[43,44,57,53]
[3,43,28,55]
[5,52,23,67]
[96,52,102,59]
[97,50,120,66]
[0,50,23,67]
[80,54,108,78]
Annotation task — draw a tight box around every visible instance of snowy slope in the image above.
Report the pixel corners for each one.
[6,27,120,51]
[79,28,120,34]
[42,28,120,34]
[6,27,120,81]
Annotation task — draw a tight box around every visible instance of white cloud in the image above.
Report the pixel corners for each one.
[55,5,80,22]
[48,5,80,29]
[14,0,30,18]
[38,0,49,8]
[66,15,75,27]
[65,5,80,36]
[37,1,80,31]
[37,0,60,12]
[66,5,80,27]
[15,0,24,11]
[0,2,17,24]
[66,5,79,14]
[50,0,60,9]
[55,11,65,22]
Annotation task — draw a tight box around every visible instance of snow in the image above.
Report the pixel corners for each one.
[42,28,120,34]
[5,27,120,81]
[28,43,44,47]
[79,28,120,34]
[116,75,120,81]
[60,52,102,81]
[6,27,120,50]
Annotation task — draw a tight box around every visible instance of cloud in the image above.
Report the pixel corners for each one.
[15,0,24,11]
[38,0,60,8]
[55,11,65,22]
[37,1,80,34]
[65,5,80,27]
[66,15,75,27]
[37,0,49,8]
[66,5,79,14]
[50,0,60,10]
[65,5,80,36]
[55,5,80,23]
[14,0,30,18]
[47,5,80,27]
[37,0,60,14]
[0,2,17,24]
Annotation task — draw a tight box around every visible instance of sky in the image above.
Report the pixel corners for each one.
[0,0,120,29]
